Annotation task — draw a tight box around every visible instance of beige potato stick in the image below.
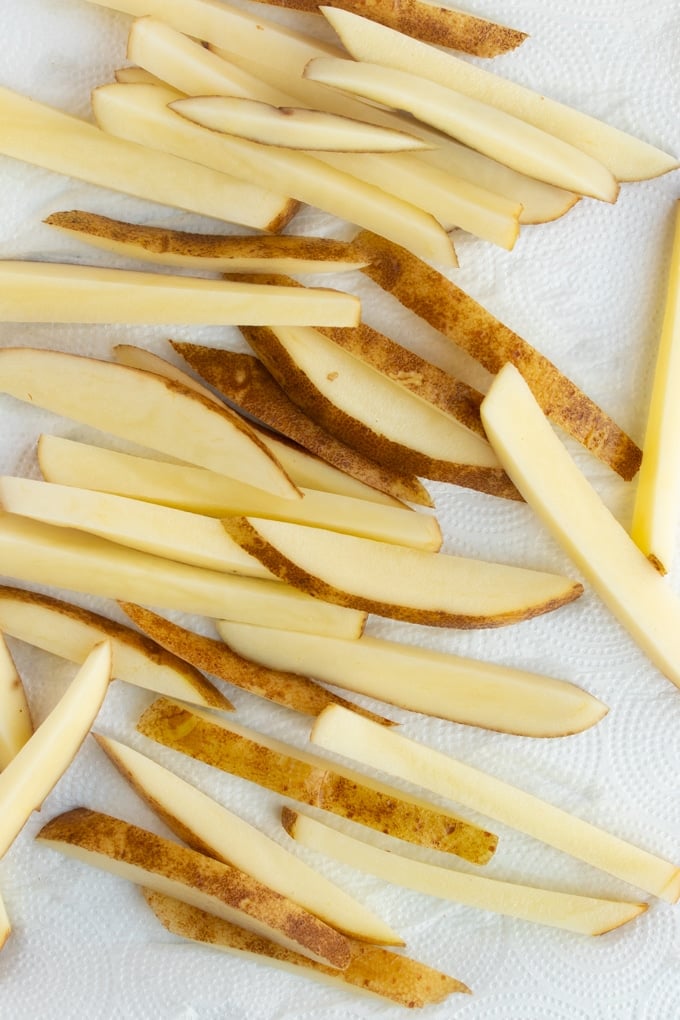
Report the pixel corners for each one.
[36,807,351,968]
[0,347,300,499]
[353,231,642,480]
[0,893,9,951]
[0,85,295,232]
[481,363,680,691]
[322,8,679,182]
[144,891,470,1007]
[283,810,646,936]
[0,514,366,639]
[0,586,231,710]
[311,706,680,903]
[136,697,498,863]
[0,631,33,769]
[118,602,392,724]
[96,735,400,945]
[216,621,607,737]
[0,642,112,859]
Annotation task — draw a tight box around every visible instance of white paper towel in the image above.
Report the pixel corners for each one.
[0,1,679,1017]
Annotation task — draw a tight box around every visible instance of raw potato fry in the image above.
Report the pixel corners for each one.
[0,642,112,859]
[119,602,393,724]
[283,809,646,936]
[136,697,498,863]
[0,893,9,950]
[36,807,352,969]
[312,706,680,903]
[96,735,401,945]
[216,621,608,737]
[144,891,470,1007]
[0,586,232,711]
[353,231,643,480]
[631,201,680,573]
[0,85,295,232]
[481,363,680,691]
[0,514,366,639]
[322,7,679,182]
[0,631,33,769]
[44,210,369,275]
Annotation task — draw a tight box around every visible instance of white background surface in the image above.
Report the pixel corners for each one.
[0,1,679,1017]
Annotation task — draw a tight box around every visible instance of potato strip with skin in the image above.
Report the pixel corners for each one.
[0,631,33,769]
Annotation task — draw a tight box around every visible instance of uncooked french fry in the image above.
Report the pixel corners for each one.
[0,631,33,769]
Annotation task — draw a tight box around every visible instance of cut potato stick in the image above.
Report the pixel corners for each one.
[630,201,680,573]
[0,631,33,770]
[481,363,680,691]
[115,65,165,86]
[283,809,646,936]
[96,735,401,945]
[118,602,392,724]
[0,85,295,232]
[216,621,607,737]
[37,807,351,969]
[136,697,498,863]
[311,706,680,903]
[44,211,369,275]
[144,891,470,1007]
[0,893,9,950]
[0,642,112,858]
[0,514,366,639]
[322,7,679,182]
[0,347,300,500]
[353,231,642,480]
[0,586,231,710]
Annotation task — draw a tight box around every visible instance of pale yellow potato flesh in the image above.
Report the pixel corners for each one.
[284,810,646,936]
[0,586,232,710]
[0,892,9,950]
[216,621,607,737]
[36,807,351,969]
[321,7,679,182]
[311,706,680,903]
[0,642,112,859]
[95,735,401,945]
[0,631,33,770]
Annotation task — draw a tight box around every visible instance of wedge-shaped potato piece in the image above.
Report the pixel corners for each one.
[0,347,299,499]
[144,891,469,1007]
[0,514,365,639]
[353,231,642,480]
[305,58,618,202]
[240,325,518,499]
[312,706,680,903]
[0,85,294,232]
[137,698,498,863]
[0,586,231,710]
[0,893,9,950]
[96,735,400,945]
[119,602,391,724]
[216,621,607,736]
[0,642,111,858]
[0,631,33,769]
[631,201,680,573]
[37,807,351,968]
[322,8,679,182]
[44,211,368,275]
[222,516,582,628]
[284,809,645,936]
[481,363,680,691]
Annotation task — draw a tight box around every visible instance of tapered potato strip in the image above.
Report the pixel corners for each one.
[353,231,642,480]
[144,891,470,1007]
[284,810,646,936]
[0,893,9,950]
[119,602,392,724]
[0,642,112,859]
[631,201,680,573]
[311,706,680,903]
[322,7,679,182]
[0,586,232,710]
[0,85,294,232]
[44,211,369,275]
[0,514,366,639]
[0,631,33,769]
[136,697,498,863]
[481,363,680,691]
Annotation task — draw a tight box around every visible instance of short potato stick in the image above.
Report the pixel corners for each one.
[0,893,10,951]
[0,631,33,769]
